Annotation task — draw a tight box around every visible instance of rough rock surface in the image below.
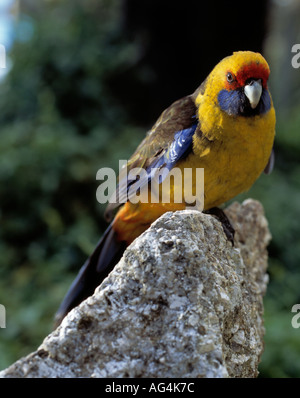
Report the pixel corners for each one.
[0,199,271,378]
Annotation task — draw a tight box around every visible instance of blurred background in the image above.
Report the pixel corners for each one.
[0,0,300,377]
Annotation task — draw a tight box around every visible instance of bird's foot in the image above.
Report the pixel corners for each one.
[205,207,235,246]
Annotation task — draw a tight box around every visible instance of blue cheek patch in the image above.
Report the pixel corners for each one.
[218,88,271,116]
[260,89,271,113]
[218,89,243,115]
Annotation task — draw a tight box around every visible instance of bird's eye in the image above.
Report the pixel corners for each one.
[226,72,234,83]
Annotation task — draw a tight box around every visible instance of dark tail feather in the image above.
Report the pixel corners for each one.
[55,224,126,327]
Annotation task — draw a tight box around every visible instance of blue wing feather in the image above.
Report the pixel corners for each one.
[118,123,197,202]
[165,124,197,168]
[145,123,197,186]
[145,123,197,183]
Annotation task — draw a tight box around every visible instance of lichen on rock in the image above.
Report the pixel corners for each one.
[0,199,271,378]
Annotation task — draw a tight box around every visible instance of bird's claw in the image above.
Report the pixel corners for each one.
[205,207,235,246]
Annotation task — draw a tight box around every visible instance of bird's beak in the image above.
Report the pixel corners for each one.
[244,79,262,109]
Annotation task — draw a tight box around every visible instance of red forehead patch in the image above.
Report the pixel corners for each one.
[225,62,269,91]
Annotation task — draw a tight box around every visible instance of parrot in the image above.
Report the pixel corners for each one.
[55,51,276,326]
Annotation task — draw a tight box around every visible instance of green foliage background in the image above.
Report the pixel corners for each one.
[0,0,300,377]
[0,0,143,367]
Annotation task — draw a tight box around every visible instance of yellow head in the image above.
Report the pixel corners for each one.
[195,51,272,119]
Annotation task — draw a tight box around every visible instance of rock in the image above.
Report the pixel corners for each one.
[0,199,271,378]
